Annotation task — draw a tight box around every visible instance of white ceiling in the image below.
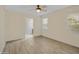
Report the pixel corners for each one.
[5,5,70,16]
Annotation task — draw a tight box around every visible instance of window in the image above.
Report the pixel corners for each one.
[68,14,79,31]
[42,18,48,31]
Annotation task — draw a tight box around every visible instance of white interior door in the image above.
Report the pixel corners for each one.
[25,18,33,35]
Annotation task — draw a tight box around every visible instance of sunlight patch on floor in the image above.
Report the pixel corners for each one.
[25,34,33,39]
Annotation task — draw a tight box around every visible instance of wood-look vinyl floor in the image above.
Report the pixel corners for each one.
[3,36,79,54]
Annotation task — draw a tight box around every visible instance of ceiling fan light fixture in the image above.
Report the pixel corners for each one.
[36,5,41,13]
[36,8,41,12]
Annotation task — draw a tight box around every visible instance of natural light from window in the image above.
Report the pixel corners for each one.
[42,18,48,31]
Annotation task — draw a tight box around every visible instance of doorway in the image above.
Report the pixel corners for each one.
[25,18,33,39]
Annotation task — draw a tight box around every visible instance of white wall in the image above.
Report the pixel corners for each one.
[0,6,6,53]
[5,11,26,41]
[42,6,79,48]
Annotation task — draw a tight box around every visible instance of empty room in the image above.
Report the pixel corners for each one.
[0,5,79,54]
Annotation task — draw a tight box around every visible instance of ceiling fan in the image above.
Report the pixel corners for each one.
[36,5,47,13]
